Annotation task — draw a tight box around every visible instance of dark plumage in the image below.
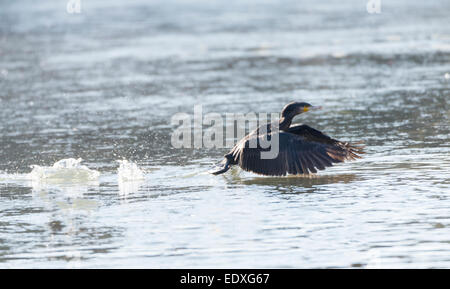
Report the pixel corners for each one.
[211,102,364,176]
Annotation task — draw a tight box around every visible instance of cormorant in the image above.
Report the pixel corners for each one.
[211,102,364,176]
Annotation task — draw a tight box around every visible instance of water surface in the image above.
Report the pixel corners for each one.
[0,0,449,268]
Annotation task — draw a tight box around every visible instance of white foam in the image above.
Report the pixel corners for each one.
[29,158,100,182]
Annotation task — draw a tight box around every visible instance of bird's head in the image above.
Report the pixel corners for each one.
[281,102,322,118]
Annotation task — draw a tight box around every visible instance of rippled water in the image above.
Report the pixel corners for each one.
[0,0,449,268]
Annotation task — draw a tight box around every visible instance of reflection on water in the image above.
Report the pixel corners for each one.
[118,179,144,197]
[224,169,358,194]
[0,179,119,268]
[0,0,449,268]
[227,168,357,186]
[31,180,100,211]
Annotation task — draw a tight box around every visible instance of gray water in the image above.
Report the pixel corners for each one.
[0,0,449,268]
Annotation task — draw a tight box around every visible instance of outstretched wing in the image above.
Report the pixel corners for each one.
[231,126,364,176]
[287,124,337,144]
[288,124,365,159]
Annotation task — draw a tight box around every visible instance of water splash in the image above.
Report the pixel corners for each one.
[117,160,145,196]
[29,158,100,182]
[117,160,145,181]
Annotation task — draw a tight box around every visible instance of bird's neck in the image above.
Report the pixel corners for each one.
[278,115,292,131]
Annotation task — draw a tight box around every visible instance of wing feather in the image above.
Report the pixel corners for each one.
[227,124,365,176]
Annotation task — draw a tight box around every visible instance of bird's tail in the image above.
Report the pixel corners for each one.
[210,158,231,175]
